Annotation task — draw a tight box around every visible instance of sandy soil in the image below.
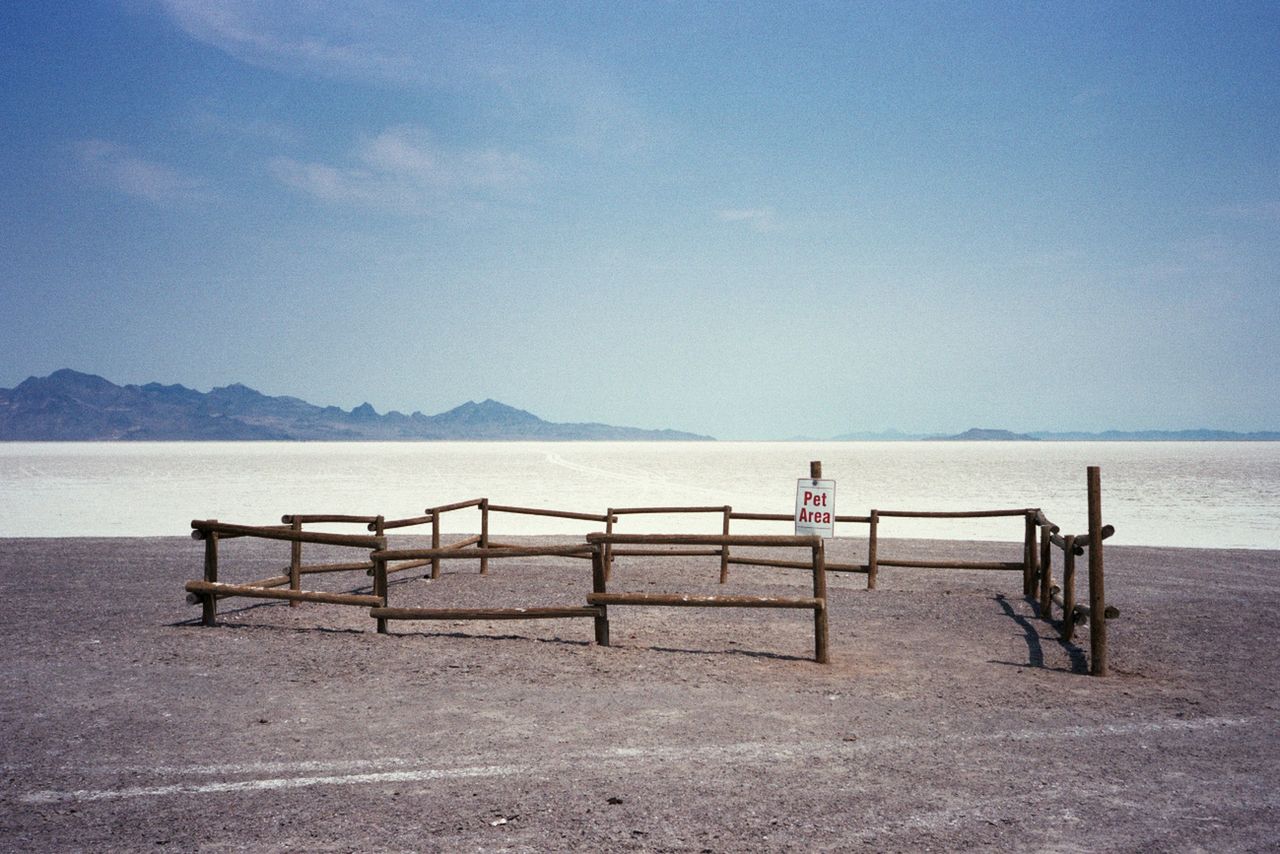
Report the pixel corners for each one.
[1,533,1277,852]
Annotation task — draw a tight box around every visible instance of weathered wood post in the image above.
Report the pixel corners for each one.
[373,548,389,635]
[1023,511,1037,597]
[603,508,615,582]
[201,522,219,627]
[591,545,610,646]
[719,505,732,584]
[288,516,302,607]
[430,508,441,579]
[1039,523,1053,616]
[479,499,490,575]
[812,539,829,664]
[867,510,879,590]
[1088,466,1107,676]
[1061,534,1077,641]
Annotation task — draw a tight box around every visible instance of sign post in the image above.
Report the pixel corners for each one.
[795,460,835,538]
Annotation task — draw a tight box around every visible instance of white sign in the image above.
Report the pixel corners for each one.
[795,478,836,537]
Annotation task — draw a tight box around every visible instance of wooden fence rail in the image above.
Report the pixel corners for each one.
[585,533,829,663]
[188,519,386,626]
[865,508,1037,591]
[367,543,603,638]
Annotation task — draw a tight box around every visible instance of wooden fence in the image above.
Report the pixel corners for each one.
[184,465,1116,673]
[369,498,615,578]
[186,519,385,627]
[1027,466,1116,676]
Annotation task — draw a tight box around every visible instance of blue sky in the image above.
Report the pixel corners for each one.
[2,1,1278,438]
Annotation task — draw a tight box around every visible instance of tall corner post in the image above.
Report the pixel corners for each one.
[1039,523,1053,616]
[1087,466,1107,676]
[201,525,219,627]
[1023,511,1037,597]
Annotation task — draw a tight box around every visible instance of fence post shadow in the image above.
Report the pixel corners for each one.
[993,594,1088,674]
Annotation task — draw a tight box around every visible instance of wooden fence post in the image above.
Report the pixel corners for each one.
[604,509,615,582]
[289,517,302,607]
[591,547,610,646]
[1061,535,1076,641]
[479,499,490,575]
[373,553,388,635]
[867,510,879,590]
[201,523,219,627]
[719,505,732,584]
[1088,466,1107,676]
[430,509,441,579]
[1023,512,1037,597]
[1039,523,1053,616]
[813,540,829,664]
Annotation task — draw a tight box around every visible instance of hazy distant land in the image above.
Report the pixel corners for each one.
[2,370,1277,441]
[0,370,711,441]
[834,427,1280,442]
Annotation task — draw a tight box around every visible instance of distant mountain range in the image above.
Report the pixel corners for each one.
[938,428,1039,441]
[3,371,1276,442]
[0,370,712,441]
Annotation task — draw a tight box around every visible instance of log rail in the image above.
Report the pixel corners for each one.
[188,518,387,626]
[585,532,829,663]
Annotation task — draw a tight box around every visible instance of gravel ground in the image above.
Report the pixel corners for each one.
[0,533,1277,852]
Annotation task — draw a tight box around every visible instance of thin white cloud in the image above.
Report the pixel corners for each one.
[360,127,535,190]
[1070,85,1107,106]
[72,140,207,205]
[155,0,413,83]
[153,1,656,156]
[270,126,537,215]
[717,207,778,233]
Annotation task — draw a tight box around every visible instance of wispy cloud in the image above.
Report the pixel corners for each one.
[71,140,207,205]
[270,126,537,215]
[716,207,778,233]
[1070,85,1108,106]
[155,1,414,84]
[154,1,656,156]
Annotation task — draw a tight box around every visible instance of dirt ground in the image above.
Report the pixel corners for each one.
[1,533,1277,852]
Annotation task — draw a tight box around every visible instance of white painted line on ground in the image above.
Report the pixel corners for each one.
[84,756,421,778]
[19,765,521,804]
[16,715,1262,805]
[606,714,1261,763]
